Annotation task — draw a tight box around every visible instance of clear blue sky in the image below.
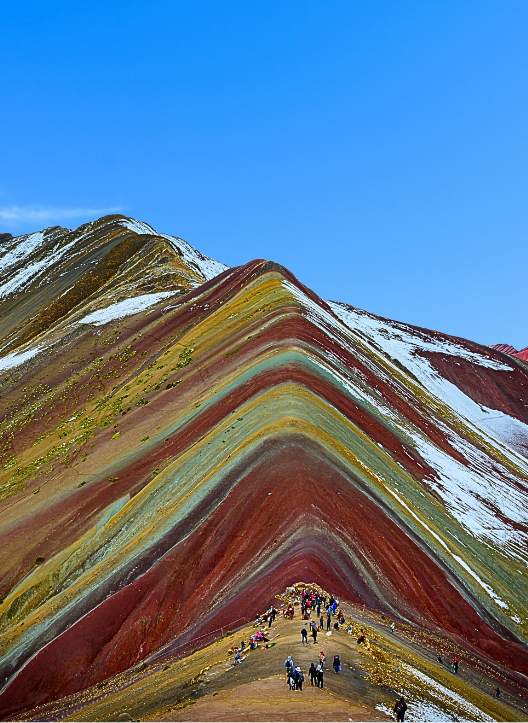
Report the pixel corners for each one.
[1,1,527,348]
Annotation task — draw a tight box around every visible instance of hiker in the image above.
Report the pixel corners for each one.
[495,687,500,699]
[295,666,304,690]
[320,614,324,629]
[333,621,339,630]
[309,662,318,686]
[311,626,318,644]
[288,668,296,691]
[394,696,407,722]
[271,606,277,622]
[319,650,326,664]
[285,655,293,679]
[437,655,443,664]
[326,614,331,631]
[240,640,245,650]
[301,626,308,644]
[390,622,395,633]
[316,660,324,688]
[451,656,458,674]
[333,654,341,673]
[357,634,366,644]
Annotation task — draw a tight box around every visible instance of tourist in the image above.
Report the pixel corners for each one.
[301,626,308,644]
[394,696,407,722]
[316,660,324,688]
[294,666,304,690]
[284,655,293,679]
[333,654,341,673]
[309,662,318,686]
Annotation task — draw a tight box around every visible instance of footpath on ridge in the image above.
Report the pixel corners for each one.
[13,584,527,722]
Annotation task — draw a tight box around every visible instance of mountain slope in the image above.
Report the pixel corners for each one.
[0,218,527,719]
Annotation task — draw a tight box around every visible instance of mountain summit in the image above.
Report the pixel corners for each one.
[0,217,527,720]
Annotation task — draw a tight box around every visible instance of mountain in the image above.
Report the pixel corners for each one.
[489,343,528,362]
[1,216,527,720]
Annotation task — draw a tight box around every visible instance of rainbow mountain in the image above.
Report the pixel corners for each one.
[0,216,527,719]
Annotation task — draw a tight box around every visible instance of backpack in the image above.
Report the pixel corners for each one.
[299,672,304,682]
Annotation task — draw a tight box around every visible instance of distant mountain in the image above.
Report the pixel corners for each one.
[0,216,527,719]
[489,343,528,362]
[489,343,519,355]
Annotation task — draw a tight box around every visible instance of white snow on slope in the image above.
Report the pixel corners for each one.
[327,301,527,459]
[0,292,179,373]
[376,664,493,722]
[0,344,46,373]
[0,234,80,301]
[77,292,176,326]
[0,231,45,274]
[118,218,228,281]
[277,282,528,576]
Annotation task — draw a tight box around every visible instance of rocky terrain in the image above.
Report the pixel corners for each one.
[0,216,527,721]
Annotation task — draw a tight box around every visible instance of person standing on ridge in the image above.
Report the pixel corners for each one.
[295,666,304,690]
[285,655,293,680]
[394,696,407,722]
[316,660,324,688]
[309,662,317,686]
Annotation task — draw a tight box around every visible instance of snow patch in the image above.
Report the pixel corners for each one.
[118,218,228,282]
[77,292,176,326]
[0,344,46,372]
[0,235,79,300]
[376,664,493,721]
[0,231,45,273]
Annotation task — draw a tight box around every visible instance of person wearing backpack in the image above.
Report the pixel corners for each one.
[394,696,407,722]
[316,661,324,688]
[295,666,304,690]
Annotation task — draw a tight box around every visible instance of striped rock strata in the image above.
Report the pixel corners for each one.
[0,217,527,718]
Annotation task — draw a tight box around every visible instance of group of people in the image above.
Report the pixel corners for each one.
[296,587,346,633]
[254,606,277,627]
[284,650,343,691]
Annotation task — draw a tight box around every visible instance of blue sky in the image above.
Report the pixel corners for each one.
[1,1,527,348]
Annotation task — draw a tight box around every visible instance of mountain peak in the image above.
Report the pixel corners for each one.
[1,216,527,721]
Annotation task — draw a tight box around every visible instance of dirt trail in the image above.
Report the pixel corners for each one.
[16,589,526,722]
[158,675,382,722]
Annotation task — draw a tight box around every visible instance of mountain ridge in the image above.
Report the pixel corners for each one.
[0,216,527,720]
